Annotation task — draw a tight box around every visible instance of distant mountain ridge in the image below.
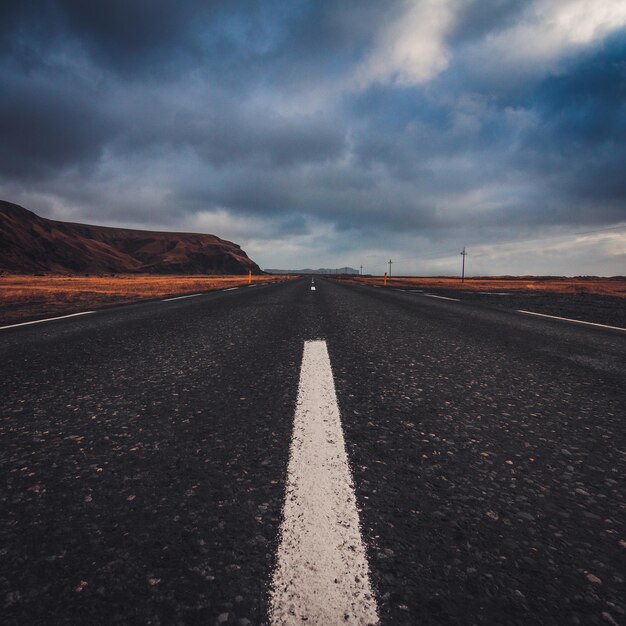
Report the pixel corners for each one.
[0,200,262,275]
[265,267,359,275]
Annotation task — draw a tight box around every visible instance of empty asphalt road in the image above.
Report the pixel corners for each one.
[1,278,624,625]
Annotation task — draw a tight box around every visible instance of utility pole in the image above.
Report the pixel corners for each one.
[388,259,393,278]
[360,264,363,275]
[460,247,467,282]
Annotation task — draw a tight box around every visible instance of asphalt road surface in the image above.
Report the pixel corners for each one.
[1,278,624,626]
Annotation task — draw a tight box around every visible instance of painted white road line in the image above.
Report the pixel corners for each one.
[248,284,257,287]
[423,294,460,301]
[270,340,378,626]
[310,286,316,291]
[0,310,96,331]
[517,310,626,332]
[162,293,203,302]
[223,287,239,291]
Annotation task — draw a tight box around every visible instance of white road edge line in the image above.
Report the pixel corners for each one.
[423,293,460,301]
[162,293,203,301]
[0,310,96,331]
[223,287,239,291]
[517,309,626,332]
[270,340,379,626]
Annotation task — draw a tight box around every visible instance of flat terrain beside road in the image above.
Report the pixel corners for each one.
[1,278,624,625]
[343,276,626,328]
[345,276,626,297]
[0,273,288,324]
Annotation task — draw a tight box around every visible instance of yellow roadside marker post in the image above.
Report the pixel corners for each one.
[384,272,387,286]
[248,270,252,285]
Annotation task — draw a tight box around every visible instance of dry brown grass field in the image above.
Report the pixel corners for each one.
[0,274,290,324]
[342,275,626,297]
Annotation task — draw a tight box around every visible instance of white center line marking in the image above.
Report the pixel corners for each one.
[270,340,378,626]
[310,286,316,291]
[0,310,96,331]
[162,293,203,301]
[423,293,460,301]
[517,309,626,331]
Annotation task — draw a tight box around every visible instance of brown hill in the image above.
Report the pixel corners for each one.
[0,200,262,275]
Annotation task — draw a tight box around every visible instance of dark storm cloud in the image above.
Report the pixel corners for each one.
[450,0,530,43]
[528,34,626,149]
[2,1,210,65]
[0,70,117,179]
[174,110,346,170]
[57,0,208,62]
[509,33,626,224]
[1,1,272,78]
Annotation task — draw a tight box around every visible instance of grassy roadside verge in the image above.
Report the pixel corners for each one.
[0,274,292,325]
[338,276,626,298]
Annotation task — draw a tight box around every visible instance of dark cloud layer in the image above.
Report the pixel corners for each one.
[0,0,625,274]
[451,0,530,43]
[0,73,115,179]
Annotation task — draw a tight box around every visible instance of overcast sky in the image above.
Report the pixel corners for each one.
[1,1,625,275]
